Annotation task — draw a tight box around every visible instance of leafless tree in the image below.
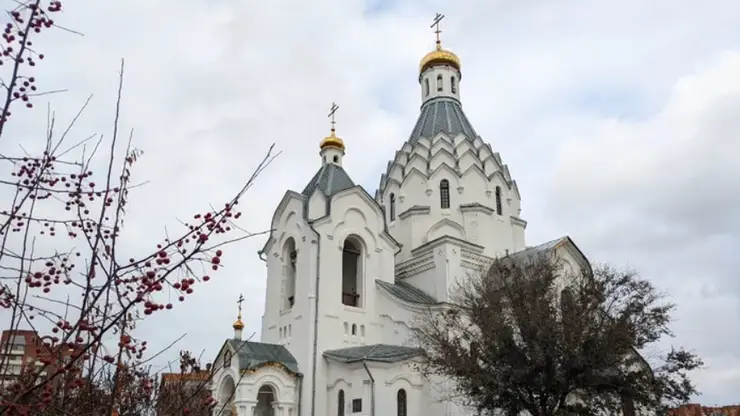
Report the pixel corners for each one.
[0,2,277,415]
[415,251,703,416]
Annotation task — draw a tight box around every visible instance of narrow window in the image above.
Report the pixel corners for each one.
[351,324,357,336]
[450,76,456,94]
[283,238,297,309]
[436,74,443,92]
[333,155,339,163]
[397,389,407,416]
[495,186,502,215]
[352,399,362,413]
[389,193,396,221]
[440,180,450,209]
[341,237,363,307]
[224,350,231,367]
[424,78,430,96]
[338,390,345,416]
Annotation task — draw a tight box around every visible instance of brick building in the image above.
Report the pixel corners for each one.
[156,365,213,415]
[670,404,740,415]
[0,329,86,387]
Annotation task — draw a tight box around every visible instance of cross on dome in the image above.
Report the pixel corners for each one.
[232,293,244,330]
[419,13,461,75]
[319,102,345,153]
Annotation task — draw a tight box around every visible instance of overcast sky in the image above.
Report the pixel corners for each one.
[3,0,740,406]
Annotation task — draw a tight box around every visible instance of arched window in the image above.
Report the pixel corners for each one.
[333,155,339,163]
[389,193,396,221]
[338,389,345,416]
[436,74,443,91]
[341,237,363,307]
[397,389,407,416]
[256,385,276,416]
[283,238,297,309]
[439,180,450,209]
[495,186,502,215]
[351,324,357,336]
[224,350,231,367]
[424,79,430,96]
[450,76,456,94]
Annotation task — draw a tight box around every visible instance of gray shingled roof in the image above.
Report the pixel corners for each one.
[323,344,423,363]
[409,97,478,144]
[301,163,355,197]
[225,339,299,374]
[376,279,439,304]
[507,236,571,263]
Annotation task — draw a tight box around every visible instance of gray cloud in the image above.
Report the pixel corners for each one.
[2,0,739,406]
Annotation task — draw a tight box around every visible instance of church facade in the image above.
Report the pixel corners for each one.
[209,24,592,416]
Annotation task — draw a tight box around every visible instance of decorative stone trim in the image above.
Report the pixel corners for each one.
[398,205,431,220]
[459,202,494,215]
[510,216,528,228]
[460,249,493,273]
[395,252,435,279]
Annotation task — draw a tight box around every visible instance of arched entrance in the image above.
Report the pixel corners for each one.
[219,376,236,415]
[254,385,276,416]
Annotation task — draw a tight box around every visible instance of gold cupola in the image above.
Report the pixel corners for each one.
[419,40,461,75]
[232,314,244,331]
[319,128,345,153]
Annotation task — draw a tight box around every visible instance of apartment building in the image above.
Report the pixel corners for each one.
[0,329,85,387]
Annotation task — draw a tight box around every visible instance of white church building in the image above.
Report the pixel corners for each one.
[209,23,595,416]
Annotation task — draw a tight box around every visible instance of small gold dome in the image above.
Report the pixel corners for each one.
[419,42,461,74]
[320,129,345,152]
[232,317,244,330]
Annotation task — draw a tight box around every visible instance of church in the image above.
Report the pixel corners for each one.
[209,17,593,416]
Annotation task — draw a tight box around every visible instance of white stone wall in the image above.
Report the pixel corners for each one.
[325,360,428,416]
[419,63,461,103]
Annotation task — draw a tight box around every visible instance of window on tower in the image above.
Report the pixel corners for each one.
[424,78,430,97]
[436,74,443,91]
[283,237,297,309]
[341,236,363,308]
[397,389,407,416]
[450,76,456,94]
[440,179,450,209]
[389,193,396,221]
[495,186,502,215]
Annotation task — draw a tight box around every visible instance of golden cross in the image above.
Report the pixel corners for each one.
[328,102,339,132]
[431,13,445,44]
[237,294,244,314]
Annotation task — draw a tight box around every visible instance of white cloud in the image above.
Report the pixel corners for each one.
[2,0,739,405]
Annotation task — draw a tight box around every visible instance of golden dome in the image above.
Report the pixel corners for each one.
[319,129,345,152]
[419,42,461,74]
[232,315,244,330]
